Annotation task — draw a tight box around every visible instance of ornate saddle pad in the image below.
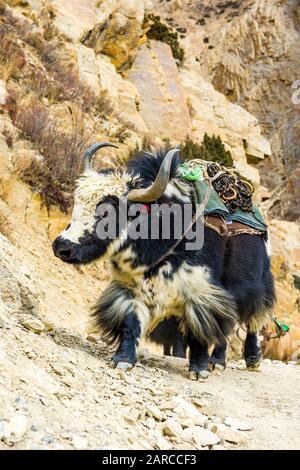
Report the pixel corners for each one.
[204,215,265,237]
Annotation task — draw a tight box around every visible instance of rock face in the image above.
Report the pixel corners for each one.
[152,0,300,219]
[82,0,147,71]
[75,45,101,95]
[127,41,192,141]
[95,54,149,133]
[0,80,8,105]
[52,0,99,42]
[126,41,269,184]
[179,67,270,185]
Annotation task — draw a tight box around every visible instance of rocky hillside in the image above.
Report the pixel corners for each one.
[0,0,300,450]
[153,0,300,219]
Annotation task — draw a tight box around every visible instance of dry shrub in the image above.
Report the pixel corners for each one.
[14,99,49,142]
[113,113,138,143]
[10,150,34,178]
[11,97,87,211]
[1,124,16,148]
[1,6,97,111]
[38,121,87,188]
[3,86,19,123]
[0,26,26,82]
[95,92,115,118]
[0,2,31,37]
[21,121,87,212]
[27,36,96,109]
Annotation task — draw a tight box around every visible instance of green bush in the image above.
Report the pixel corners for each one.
[180,133,233,167]
[145,14,185,65]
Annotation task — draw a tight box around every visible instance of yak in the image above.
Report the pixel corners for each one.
[52,142,275,380]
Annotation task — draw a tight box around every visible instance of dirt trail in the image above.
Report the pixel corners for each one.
[1,313,299,450]
[0,224,299,451]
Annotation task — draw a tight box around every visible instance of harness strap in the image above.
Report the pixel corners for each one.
[204,215,265,237]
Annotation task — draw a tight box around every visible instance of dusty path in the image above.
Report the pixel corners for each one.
[1,316,299,450]
[0,229,299,450]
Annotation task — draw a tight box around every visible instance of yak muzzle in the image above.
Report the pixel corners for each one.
[52,237,79,263]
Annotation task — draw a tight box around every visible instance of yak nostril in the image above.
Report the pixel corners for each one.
[52,238,77,261]
[59,248,73,258]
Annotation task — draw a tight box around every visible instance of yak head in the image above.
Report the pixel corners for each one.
[52,142,182,264]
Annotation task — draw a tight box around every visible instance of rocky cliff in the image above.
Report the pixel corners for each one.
[152,0,300,219]
[0,0,300,450]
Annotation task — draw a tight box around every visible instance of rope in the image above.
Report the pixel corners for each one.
[206,162,254,212]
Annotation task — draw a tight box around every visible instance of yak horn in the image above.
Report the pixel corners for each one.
[127,148,179,202]
[83,142,118,171]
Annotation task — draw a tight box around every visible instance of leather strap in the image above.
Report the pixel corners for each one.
[205,215,264,237]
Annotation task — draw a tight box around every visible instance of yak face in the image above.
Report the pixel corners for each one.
[52,169,130,264]
[52,144,190,266]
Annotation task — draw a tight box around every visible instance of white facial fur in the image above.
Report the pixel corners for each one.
[60,170,130,244]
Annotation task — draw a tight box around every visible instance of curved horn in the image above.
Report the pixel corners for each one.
[83,142,118,171]
[127,148,179,202]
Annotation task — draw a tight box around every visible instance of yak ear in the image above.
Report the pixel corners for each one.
[127,148,179,202]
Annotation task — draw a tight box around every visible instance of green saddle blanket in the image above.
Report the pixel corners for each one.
[193,180,268,235]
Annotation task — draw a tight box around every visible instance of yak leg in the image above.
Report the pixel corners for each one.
[112,312,142,371]
[163,343,172,356]
[172,330,188,358]
[244,330,261,370]
[172,340,187,359]
[209,340,227,372]
[187,331,209,380]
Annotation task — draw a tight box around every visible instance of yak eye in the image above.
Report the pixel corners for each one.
[66,223,71,230]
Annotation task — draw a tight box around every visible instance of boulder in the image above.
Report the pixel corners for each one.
[127,41,192,141]
[96,55,148,133]
[52,0,98,43]
[75,45,101,95]
[82,0,147,70]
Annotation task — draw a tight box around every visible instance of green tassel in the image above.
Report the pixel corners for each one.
[178,163,204,181]
[273,317,290,334]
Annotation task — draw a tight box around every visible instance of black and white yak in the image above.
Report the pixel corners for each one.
[52,143,276,379]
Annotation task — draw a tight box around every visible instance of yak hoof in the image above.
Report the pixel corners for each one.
[211,363,225,375]
[209,361,226,373]
[198,370,209,380]
[246,361,261,371]
[245,355,261,371]
[189,370,209,381]
[189,371,198,381]
[115,361,133,371]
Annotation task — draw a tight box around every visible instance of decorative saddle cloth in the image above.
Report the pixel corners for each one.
[178,160,268,239]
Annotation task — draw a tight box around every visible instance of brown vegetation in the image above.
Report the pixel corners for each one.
[12,98,87,212]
